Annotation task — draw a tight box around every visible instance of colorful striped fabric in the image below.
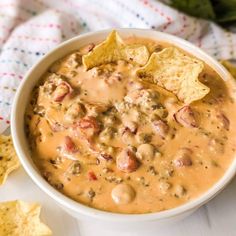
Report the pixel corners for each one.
[0,0,236,132]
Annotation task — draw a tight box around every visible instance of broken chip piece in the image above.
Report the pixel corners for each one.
[136,47,210,104]
[0,135,20,185]
[0,200,52,236]
[82,30,150,70]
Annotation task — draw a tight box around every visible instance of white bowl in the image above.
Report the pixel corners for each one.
[11,29,236,228]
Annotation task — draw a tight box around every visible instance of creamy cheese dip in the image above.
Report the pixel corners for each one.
[25,37,236,214]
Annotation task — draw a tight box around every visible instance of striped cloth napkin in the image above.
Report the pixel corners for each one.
[0,0,236,133]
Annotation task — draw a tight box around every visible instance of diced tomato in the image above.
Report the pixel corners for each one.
[88,171,97,181]
[63,136,77,153]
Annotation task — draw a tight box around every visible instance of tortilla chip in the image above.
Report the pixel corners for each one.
[136,47,210,104]
[221,60,236,79]
[0,135,20,185]
[82,30,149,70]
[0,200,52,236]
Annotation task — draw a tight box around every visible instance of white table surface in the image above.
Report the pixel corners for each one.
[0,166,236,236]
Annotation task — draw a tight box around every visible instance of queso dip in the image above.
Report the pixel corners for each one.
[25,31,236,214]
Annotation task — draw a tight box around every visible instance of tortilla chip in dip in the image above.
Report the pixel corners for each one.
[82,30,149,70]
[136,47,210,104]
[0,135,20,185]
[0,200,52,236]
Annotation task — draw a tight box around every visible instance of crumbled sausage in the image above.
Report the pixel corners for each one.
[86,104,110,117]
[99,127,115,144]
[102,113,117,126]
[105,175,123,184]
[137,132,152,144]
[68,161,81,175]
[147,165,157,175]
[123,120,138,134]
[96,143,115,157]
[65,103,85,123]
[159,181,172,194]
[136,176,149,187]
[174,185,186,198]
[209,138,224,154]
[159,168,174,179]
[33,105,45,117]
[49,156,62,168]
[125,89,160,111]
[87,188,96,200]
[65,53,82,68]
[121,128,136,146]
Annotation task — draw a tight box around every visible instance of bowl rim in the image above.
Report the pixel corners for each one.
[11,28,236,222]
